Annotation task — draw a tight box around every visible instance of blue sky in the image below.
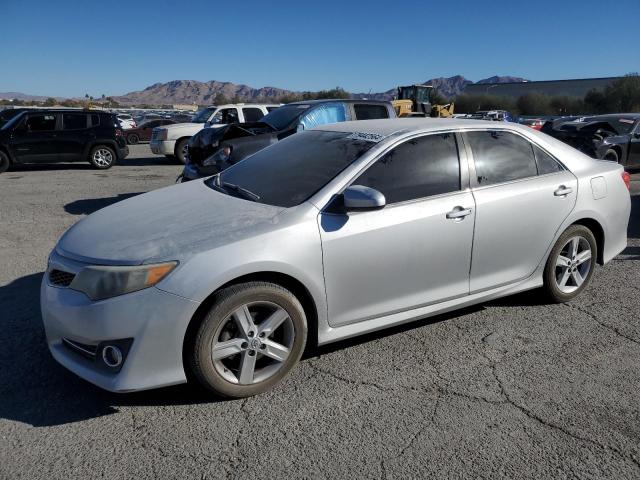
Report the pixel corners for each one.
[1,0,638,97]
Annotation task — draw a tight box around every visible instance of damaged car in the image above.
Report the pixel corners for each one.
[541,114,640,166]
[180,99,396,181]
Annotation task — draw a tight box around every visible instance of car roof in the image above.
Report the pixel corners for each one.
[314,117,526,137]
[287,99,391,106]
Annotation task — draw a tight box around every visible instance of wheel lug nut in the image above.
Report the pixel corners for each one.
[260,344,266,350]
[248,331,254,337]
[248,350,256,356]
[241,342,248,349]
[259,332,265,338]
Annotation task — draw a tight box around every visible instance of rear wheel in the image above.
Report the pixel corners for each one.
[0,151,9,173]
[88,145,116,169]
[127,134,139,145]
[189,282,307,398]
[543,225,596,303]
[603,148,619,163]
[175,138,189,164]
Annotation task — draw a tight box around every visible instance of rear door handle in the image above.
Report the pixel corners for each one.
[554,185,573,196]
[446,206,472,220]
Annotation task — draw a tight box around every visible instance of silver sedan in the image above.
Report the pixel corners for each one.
[41,118,631,397]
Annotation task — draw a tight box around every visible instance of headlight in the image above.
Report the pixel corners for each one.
[70,261,177,300]
[202,146,231,167]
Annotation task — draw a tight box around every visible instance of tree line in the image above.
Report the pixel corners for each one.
[454,74,640,116]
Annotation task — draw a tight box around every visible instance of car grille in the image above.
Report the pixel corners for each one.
[48,269,76,287]
[62,338,98,360]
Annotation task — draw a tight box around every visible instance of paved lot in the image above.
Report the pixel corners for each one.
[1,145,639,479]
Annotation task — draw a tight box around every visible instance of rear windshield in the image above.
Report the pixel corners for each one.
[209,130,376,207]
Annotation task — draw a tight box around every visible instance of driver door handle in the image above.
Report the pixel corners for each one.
[446,207,472,220]
[554,185,573,196]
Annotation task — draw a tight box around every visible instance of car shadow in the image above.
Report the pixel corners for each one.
[64,193,143,215]
[121,156,181,167]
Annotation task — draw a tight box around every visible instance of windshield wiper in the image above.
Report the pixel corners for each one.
[213,176,260,201]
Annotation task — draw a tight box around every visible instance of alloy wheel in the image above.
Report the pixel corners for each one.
[211,301,294,385]
[554,235,592,294]
[93,148,113,167]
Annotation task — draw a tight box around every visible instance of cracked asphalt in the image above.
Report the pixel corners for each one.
[1,145,639,479]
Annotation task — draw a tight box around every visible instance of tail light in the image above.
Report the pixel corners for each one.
[115,128,123,137]
[622,171,631,191]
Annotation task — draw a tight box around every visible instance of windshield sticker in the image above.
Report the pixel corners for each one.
[346,132,385,143]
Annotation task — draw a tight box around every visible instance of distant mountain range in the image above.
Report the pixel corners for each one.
[0,75,529,105]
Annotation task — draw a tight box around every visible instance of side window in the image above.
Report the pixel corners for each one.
[533,145,563,175]
[354,133,460,204]
[90,114,101,127]
[354,104,389,120]
[211,108,239,125]
[299,103,347,129]
[25,114,56,132]
[145,120,160,128]
[242,107,265,122]
[62,113,88,130]
[466,130,537,186]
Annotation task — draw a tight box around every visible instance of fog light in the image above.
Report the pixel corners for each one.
[102,345,123,368]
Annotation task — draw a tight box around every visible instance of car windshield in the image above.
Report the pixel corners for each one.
[259,104,310,130]
[1,112,25,130]
[192,107,216,123]
[207,130,377,207]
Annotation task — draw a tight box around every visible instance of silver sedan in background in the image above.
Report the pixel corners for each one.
[41,119,631,398]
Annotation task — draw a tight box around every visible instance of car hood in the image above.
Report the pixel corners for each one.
[56,180,285,265]
[158,122,206,134]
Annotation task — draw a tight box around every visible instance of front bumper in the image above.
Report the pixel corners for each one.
[41,269,200,392]
[150,139,175,155]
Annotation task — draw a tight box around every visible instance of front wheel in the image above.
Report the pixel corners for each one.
[0,150,9,173]
[603,148,619,163]
[543,225,597,303]
[175,139,189,164]
[189,282,307,398]
[88,145,116,169]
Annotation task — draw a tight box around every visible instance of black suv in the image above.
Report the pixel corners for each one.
[0,109,129,173]
[181,99,396,181]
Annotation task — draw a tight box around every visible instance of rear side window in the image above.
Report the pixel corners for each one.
[26,114,56,132]
[62,113,87,130]
[354,104,390,120]
[242,107,265,122]
[466,130,537,186]
[533,145,563,175]
[354,133,460,204]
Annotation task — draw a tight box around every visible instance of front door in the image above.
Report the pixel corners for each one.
[11,113,59,162]
[464,130,577,292]
[319,133,475,327]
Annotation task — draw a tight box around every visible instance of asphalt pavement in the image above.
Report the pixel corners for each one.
[0,145,639,479]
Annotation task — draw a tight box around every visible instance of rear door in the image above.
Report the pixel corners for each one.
[57,112,90,160]
[464,129,577,292]
[319,132,475,327]
[10,113,59,162]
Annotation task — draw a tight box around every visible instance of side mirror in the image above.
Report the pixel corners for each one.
[343,185,386,211]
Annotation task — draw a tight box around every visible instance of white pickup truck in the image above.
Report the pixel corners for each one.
[150,103,279,163]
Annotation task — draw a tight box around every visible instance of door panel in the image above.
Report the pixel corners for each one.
[470,171,577,292]
[319,191,475,327]
[58,113,91,160]
[11,113,59,162]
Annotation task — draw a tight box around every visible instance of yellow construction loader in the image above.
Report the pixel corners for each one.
[392,84,454,118]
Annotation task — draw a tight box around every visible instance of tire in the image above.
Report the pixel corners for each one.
[0,150,9,174]
[603,148,619,163]
[175,138,189,164]
[189,282,307,398]
[543,225,597,303]
[127,134,139,145]
[88,145,116,169]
